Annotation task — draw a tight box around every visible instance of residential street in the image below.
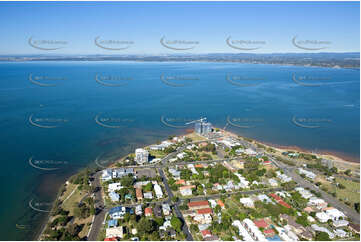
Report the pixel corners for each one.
[87,171,107,241]
[271,157,360,224]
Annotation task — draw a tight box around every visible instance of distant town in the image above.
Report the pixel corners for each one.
[1,53,360,69]
[40,118,360,241]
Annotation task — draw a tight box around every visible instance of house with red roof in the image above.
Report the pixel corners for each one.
[104,237,117,241]
[188,200,209,210]
[197,208,213,215]
[253,218,269,229]
[175,179,186,185]
[263,229,276,237]
[217,200,225,209]
[145,207,153,217]
[201,230,212,238]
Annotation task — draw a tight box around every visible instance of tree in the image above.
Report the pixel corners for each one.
[170,216,182,232]
[296,214,309,227]
[345,169,352,176]
[315,232,330,241]
[136,218,157,234]
[190,224,199,232]
[354,202,360,213]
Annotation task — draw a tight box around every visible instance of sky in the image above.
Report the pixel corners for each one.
[0,1,359,55]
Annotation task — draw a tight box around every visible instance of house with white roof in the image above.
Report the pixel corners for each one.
[143,192,153,199]
[154,184,163,199]
[232,220,254,241]
[295,187,313,199]
[298,168,316,179]
[274,226,296,241]
[240,197,254,208]
[316,212,331,223]
[311,224,335,239]
[109,191,120,202]
[162,203,171,216]
[333,220,349,228]
[308,197,327,209]
[268,178,278,187]
[276,171,291,182]
[242,219,267,241]
[108,182,123,192]
[135,205,142,215]
[102,169,113,181]
[325,208,346,221]
[257,194,274,204]
[334,229,348,238]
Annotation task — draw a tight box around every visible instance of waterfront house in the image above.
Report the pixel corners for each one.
[102,169,113,181]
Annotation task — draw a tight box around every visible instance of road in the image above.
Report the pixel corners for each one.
[158,168,194,241]
[87,171,107,241]
[271,157,360,224]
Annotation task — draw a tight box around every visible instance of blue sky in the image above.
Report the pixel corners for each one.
[0,1,359,54]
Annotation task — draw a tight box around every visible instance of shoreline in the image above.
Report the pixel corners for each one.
[37,128,360,240]
[0,59,359,70]
[220,128,360,166]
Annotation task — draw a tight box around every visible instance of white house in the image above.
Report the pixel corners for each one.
[242,219,267,241]
[108,182,123,192]
[333,220,349,228]
[143,192,153,199]
[268,178,278,187]
[135,205,142,215]
[102,169,113,181]
[316,212,331,223]
[240,197,254,208]
[162,203,171,216]
[325,208,346,221]
[154,184,163,199]
[334,229,348,238]
[298,168,316,179]
[135,148,149,164]
[232,220,254,241]
[311,224,335,239]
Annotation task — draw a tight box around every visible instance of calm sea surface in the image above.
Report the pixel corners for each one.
[0,61,359,240]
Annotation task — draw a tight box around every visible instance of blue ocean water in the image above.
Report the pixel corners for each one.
[0,61,359,240]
